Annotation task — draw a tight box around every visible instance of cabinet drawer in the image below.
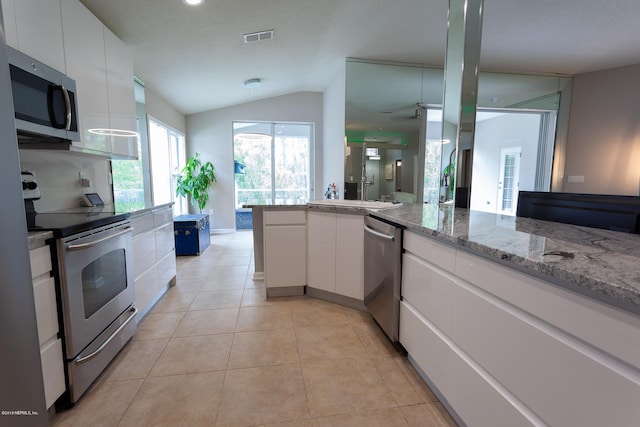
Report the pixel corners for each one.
[134,265,159,319]
[403,231,456,273]
[131,212,154,236]
[33,276,58,345]
[401,300,541,427]
[402,252,454,336]
[452,281,640,427]
[154,207,173,227]
[456,250,640,370]
[40,338,65,408]
[29,245,52,279]
[155,223,175,259]
[264,210,306,225]
[399,301,451,396]
[157,250,177,287]
[133,232,156,277]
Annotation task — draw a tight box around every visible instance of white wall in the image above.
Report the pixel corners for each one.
[564,63,640,196]
[145,88,186,134]
[187,92,324,231]
[322,63,346,197]
[470,113,541,213]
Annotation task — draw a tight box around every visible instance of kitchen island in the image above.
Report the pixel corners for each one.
[370,203,640,427]
[248,201,640,313]
[372,203,640,314]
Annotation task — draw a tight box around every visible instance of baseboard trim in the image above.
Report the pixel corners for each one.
[266,286,305,297]
[305,287,367,311]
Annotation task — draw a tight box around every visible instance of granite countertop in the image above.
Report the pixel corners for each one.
[243,201,309,210]
[244,199,402,214]
[28,230,54,250]
[371,203,640,315]
[123,202,174,217]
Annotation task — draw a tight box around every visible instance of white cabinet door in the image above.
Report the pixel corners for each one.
[264,210,306,289]
[104,26,137,158]
[264,225,306,287]
[61,0,111,154]
[335,214,364,300]
[14,0,65,72]
[306,211,336,293]
[133,229,156,278]
[33,277,59,346]
[1,0,18,48]
[402,252,455,336]
[40,339,66,409]
[29,244,65,409]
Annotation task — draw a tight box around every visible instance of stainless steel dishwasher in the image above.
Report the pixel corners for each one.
[363,215,403,342]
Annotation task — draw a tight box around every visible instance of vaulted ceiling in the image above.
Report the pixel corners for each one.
[80,0,640,115]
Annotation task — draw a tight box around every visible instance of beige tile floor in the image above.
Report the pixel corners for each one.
[51,231,457,427]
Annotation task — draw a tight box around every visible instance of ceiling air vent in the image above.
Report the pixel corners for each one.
[244,30,274,43]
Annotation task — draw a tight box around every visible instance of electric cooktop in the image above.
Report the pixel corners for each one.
[26,207,130,238]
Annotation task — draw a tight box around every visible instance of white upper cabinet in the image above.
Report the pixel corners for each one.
[1,0,19,48]
[104,26,137,158]
[60,0,136,158]
[61,0,111,155]
[8,0,66,72]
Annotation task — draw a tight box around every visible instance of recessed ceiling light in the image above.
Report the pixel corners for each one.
[183,0,204,6]
[244,78,261,89]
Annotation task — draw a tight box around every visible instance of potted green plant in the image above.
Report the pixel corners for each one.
[176,152,217,213]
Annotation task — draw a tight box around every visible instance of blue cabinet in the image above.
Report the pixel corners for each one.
[174,214,210,256]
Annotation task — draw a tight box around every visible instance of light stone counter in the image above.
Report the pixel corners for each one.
[28,230,53,250]
[371,203,640,314]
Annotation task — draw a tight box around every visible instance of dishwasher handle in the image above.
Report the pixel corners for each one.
[364,224,395,241]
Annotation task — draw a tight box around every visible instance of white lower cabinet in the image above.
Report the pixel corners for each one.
[306,211,336,293]
[263,209,306,294]
[400,230,640,427]
[132,206,176,320]
[335,214,364,299]
[307,211,364,300]
[29,245,65,409]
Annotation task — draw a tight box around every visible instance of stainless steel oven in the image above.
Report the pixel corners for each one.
[55,219,136,403]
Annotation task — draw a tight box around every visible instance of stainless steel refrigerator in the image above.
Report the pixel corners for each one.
[0,5,49,427]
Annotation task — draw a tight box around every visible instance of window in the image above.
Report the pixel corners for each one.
[149,117,187,216]
[112,129,145,211]
[233,122,313,209]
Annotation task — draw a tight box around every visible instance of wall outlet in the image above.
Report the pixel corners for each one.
[567,175,584,183]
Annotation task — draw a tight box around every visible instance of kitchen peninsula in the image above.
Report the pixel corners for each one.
[248,201,640,426]
[249,201,640,311]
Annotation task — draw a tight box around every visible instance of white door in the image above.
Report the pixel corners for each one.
[497,147,521,215]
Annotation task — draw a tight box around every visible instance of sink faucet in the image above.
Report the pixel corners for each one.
[361,174,374,201]
[361,142,374,201]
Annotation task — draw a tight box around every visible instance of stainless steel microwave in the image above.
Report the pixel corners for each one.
[7,46,80,143]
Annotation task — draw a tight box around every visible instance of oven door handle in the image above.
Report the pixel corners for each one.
[66,226,133,251]
[74,306,137,365]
